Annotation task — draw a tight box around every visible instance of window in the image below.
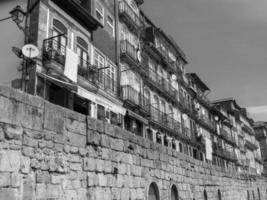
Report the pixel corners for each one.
[77,37,89,69]
[106,61,117,94]
[148,183,159,200]
[97,104,105,121]
[52,19,67,55]
[95,1,104,25]
[94,50,105,84]
[106,14,114,37]
[258,188,261,200]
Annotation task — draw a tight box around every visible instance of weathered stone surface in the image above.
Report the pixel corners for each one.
[0,150,20,172]
[0,172,10,187]
[44,102,65,133]
[0,86,266,200]
[4,124,23,140]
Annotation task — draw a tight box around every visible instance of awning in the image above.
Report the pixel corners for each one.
[126,109,148,124]
[77,87,126,116]
[39,72,77,91]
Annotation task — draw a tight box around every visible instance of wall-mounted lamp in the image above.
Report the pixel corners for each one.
[9,5,26,25]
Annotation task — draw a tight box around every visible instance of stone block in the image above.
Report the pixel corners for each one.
[65,118,86,135]
[67,132,86,148]
[100,134,111,148]
[86,117,97,130]
[22,174,35,200]
[0,126,4,141]
[4,124,23,140]
[36,171,50,183]
[83,158,96,171]
[69,163,82,171]
[47,184,60,198]
[0,172,10,187]
[36,183,46,199]
[22,135,38,147]
[0,150,20,172]
[110,138,124,151]
[96,159,104,172]
[65,190,77,200]
[44,102,65,133]
[0,188,20,200]
[87,172,98,186]
[87,130,100,146]
[98,173,107,187]
[11,173,21,188]
[120,188,129,200]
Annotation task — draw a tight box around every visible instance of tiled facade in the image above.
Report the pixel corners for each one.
[8,0,263,177]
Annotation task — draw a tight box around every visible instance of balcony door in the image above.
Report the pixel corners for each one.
[77,37,89,69]
[52,19,67,55]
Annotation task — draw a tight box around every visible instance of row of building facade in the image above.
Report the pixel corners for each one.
[6,0,266,178]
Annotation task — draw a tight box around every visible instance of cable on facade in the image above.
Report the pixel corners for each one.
[0,16,12,23]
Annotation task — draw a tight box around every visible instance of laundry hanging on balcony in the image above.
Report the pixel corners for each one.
[205,137,213,161]
[64,47,79,83]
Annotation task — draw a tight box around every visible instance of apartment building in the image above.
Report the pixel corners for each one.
[254,122,267,176]
[2,0,263,176]
[213,99,262,175]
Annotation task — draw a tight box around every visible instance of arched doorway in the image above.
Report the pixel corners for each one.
[204,189,208,200]
[171,185,178,200]
[218,189,222,200]
[149,182,160,200]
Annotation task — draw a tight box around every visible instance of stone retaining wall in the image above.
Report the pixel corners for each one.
[0,86,266,200]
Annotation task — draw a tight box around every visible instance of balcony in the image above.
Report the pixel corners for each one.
[242,124,254,135]
[43,37,66,74]
[245,138,258,150]
[51,0,101,30]
[220,128,236,146]
[148,105,191,141]
[121,85,149,115]
[144,68,178,103]
[212,143,237,162]
[77,61,99,92]
[194,113,216,133]
[119,0,144,34]
[255,154,263,164]
[120,40,140,66]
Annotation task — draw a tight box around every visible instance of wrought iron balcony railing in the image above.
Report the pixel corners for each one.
[119,0,144,33]
[220,128,236,146]
[43,37,66,70]
[120,40,138,65]
[245,138,259,150]
[121,85,149,113]
[146,68,178,101]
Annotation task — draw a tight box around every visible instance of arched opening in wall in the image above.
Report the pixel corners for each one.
[204,189,208,200]
[148,182,160,200]
[218,189,222,200]
[247,190,250,200]
[252,190,255,200]
[257,188,261,200]
[171,185,178,200]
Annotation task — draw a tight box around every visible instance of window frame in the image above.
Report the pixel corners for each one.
[106,13,115,37]
[95,0,104,25]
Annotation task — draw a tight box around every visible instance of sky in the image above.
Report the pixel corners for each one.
[142,0,267,121]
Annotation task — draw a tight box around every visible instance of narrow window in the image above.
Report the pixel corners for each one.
[106,14,114,37]
[95,1,104,25]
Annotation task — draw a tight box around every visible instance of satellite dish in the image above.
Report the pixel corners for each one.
[182,114,188,120]
[171,74,177,81]
[22,44,39,58]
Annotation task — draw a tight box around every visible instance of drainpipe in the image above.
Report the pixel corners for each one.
[114,0,120,98]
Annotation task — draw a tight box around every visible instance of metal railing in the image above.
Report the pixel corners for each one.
[120,40,138,62]
[147,68,178,99]
[121,85,150,113]
[43,37,66,67]
[119,0,144,29]
[121,85,141,106]
[98,71,118,95]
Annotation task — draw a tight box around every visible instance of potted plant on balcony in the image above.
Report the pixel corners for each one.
[54,50,65,66]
